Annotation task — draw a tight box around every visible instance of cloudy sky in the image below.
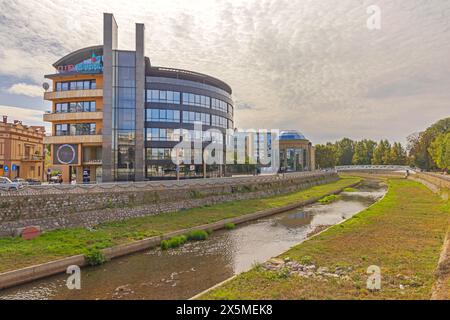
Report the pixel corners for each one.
[0,0,449,144]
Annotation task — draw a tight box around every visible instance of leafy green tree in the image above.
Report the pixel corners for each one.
[408,117,450,170]
[353,139,377,165]
[381,140,392,164]
[428,132,450,171]
[315,143,336,168]
[389,142,407,165]
[352,141,365,165]
[335,138,355,165]
[372,140,386,165]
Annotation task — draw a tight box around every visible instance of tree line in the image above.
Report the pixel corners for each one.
[315,117,449,172]
[407,117,449,171]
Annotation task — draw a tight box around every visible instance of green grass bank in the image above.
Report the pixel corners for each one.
[200,179,450,300]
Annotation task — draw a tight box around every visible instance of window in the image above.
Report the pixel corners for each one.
[147,90,181,104]
[146,109,180,123]
[55,101,96,113]
[55,123,96,136]
[55,124,69,136]
[181,130,223,143]
[146,148,172,160]
[118,67,135,87]
[146,128,180,141]
[182,111,210,125]
[212,115,227,128]
[182,93,211,108]
[211,98,228,112]
[55,80,96,91]
[83,81,91,90]
[117,130,136,145]
[118,51,136,67]
[228,104,234,116]
[146,165,178,178]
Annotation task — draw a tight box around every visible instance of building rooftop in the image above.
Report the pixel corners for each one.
[1,116,45,135]
[279,130,307,141]
[46,45,233,95]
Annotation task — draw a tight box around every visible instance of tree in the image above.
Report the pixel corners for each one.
[381,140,392,164]
[335,138,355,166]
[407,133,426,168]
[352,140,377,165]
[372,140,386,165]
[408,117,450,170]
[389,142,407,165]
[428,132,450,171]
[352,141,366,165]
[315,143,336,169]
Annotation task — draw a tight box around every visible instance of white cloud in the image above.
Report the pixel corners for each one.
[6,83,43,98]
[0,0,449,144]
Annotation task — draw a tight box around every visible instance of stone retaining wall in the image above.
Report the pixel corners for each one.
[0,172,338,236]
[416,173,450,190]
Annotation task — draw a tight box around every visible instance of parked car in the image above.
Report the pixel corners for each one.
[25,179,42,185]
[0,177,23,191]
[12,178,29,186]
[49,175,63,184]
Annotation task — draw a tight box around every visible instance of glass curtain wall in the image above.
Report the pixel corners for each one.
[112,51,136,181]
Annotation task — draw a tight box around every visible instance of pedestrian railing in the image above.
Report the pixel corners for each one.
[335,165,413,172]
[0,171,337,197]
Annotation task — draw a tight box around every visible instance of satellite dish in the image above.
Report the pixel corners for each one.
[42,82,50,91]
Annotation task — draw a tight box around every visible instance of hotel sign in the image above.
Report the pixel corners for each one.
[57,53,103,74]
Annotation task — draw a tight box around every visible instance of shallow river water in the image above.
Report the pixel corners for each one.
[0,179,386,300]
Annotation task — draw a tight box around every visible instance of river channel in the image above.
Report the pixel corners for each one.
[0,179,386,300]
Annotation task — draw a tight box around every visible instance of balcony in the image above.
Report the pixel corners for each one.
[44,134,103,145]
[22,155,44,162]
[44,88,103,100]
[83,159,103,166]
[44,111,103,122]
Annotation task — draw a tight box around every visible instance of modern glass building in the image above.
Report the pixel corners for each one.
[44,13,234,182]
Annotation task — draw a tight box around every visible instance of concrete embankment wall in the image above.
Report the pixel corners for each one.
[0,172,338,236]
[415,173,450,191]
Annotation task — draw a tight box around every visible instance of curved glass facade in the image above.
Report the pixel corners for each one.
[145,72,234,180]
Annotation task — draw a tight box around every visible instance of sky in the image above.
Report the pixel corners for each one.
[0,0,449,144]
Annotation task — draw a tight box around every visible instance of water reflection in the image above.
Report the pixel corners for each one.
[0,180,386,300]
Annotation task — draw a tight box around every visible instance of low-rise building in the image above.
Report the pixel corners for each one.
[0,116,45,181]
